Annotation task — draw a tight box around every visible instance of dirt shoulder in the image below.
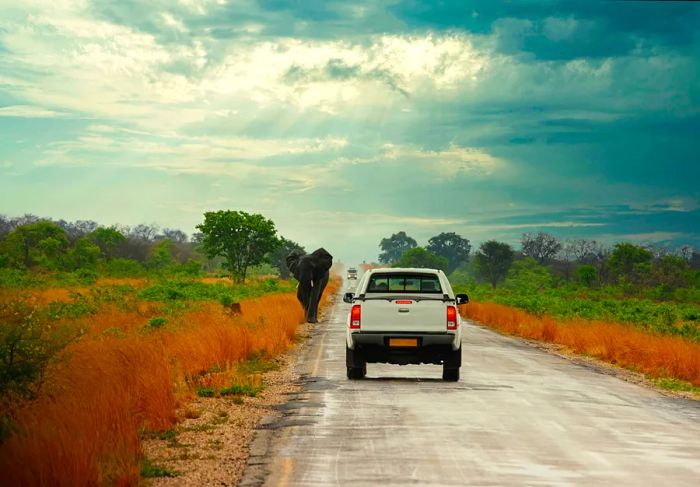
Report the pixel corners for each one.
[141,345,303,486]
[142,295,335,486]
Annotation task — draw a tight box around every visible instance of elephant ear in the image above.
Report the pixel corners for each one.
[286,249,306,276]
[310,247,333,272]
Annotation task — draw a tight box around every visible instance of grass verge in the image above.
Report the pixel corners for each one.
[461,301,700,389]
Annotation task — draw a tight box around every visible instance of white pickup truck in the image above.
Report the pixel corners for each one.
[343,267,469,381]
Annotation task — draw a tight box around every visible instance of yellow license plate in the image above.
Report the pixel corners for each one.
[389,338,418,347]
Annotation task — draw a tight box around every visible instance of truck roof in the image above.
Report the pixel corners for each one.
[366,267,442,274]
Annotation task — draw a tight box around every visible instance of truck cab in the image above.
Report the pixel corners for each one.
[346,267,358,280]
[343,267,468,381]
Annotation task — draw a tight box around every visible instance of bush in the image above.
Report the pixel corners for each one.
[138,279,295,303]
[147,317,167,329]
[104,258,145,278]
[575,265,598,287]
[0,301,76,400]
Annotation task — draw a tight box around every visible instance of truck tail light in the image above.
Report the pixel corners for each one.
[447,305,458,330]
[350,305,361,329]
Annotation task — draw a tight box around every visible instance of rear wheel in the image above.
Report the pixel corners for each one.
[347,366,366,379]
[443,346,461,381]
[442,367,459,381]
[346,346,366,380]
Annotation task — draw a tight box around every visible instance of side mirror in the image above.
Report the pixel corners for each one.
[343,292,355,303]
[456,293,469,305]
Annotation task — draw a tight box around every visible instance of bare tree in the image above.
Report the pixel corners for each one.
[0,215,11,239]
[129,224,159,242]
[520,232,562,264]
[567,239,604,263]
[160,228,188,243]
[644,242,671,259]
[676,245,694,261]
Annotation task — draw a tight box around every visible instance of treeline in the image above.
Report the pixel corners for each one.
[0,213,303,282]
[378,230,700,298]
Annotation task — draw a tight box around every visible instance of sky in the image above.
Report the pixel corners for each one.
[0,0,699,265]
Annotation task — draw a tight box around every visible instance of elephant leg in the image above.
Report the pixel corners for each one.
[306,271,329,323]
[297,280,312,315]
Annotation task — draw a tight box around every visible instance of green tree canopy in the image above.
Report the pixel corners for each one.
[473,240,515,288]
[427,232,471,273]
[1,221,68,268]
[505,257,553,291]
[607,243,653,284]
[196,210,279,283]
[148,240,177,272]
[379,231,417,264]
[90,227,126,260]
[394,247,448,272]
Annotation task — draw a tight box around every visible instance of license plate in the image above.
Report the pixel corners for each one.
[389,338,418,347]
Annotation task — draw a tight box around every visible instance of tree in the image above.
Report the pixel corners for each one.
[129,224,159,242]
[652,255,690,289]
[90,227,126,260]
[148,240,176,272]
[472,240,515,288]
[504,257,553,291]
[0,215,13,239]
[426,232,471,273]
[1,221,68,268]
[576,265,598,287]
[68,237,101,270]
[196,210,279,283]
[521,232,562,264]
[160,229,188,243]
[269,237,305,279]
[394,247,448,272]
[378,231,417,264]
[607,243,653,284]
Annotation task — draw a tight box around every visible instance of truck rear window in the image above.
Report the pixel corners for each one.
[366,274,442,294]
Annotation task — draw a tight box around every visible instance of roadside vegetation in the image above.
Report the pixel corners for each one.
[377,230,700,393]
[0,211,336,485]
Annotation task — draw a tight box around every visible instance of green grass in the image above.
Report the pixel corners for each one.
[653,378,700,396]
[237,354,280,375]
[196,383,264,398]
[140,458,178,478]
[220,383,263,397]
[137,278,296,303]
[196,387,216,397]
[455,283,700,342]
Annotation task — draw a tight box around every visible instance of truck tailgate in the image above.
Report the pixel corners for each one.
[359,298,447,333]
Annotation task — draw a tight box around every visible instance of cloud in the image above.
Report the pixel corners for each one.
[0,105,70,118]
[381,143,502,177]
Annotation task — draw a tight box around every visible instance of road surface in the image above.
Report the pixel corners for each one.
[242,283,700,486]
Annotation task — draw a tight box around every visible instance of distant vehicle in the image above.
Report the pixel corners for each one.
[346,267,358,279]
[343,267,468,381]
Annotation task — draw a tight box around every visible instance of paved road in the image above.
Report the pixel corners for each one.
[246,283,700,486]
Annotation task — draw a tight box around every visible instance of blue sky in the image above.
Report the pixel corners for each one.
[0,0,698,264]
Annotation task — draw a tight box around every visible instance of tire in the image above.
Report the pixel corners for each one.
[442,367,459,382]
[346,346,366,380]
[443,346,461,381]
[347,366,366,380]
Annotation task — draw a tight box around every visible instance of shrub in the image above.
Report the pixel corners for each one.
[196,387,216,397]
[104,258,145,278]
[0,301,74,399]
[575,265,598,287]
[219,383,263,397]
[147,317,167,329]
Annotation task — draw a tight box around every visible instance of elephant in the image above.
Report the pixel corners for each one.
[286,247,333,323]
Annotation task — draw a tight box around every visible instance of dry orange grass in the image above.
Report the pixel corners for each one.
[461,301,700,387]
[0,279,339,486]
